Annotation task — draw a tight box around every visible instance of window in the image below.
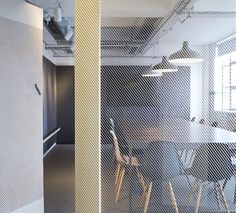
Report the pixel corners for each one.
[214,48,236,112]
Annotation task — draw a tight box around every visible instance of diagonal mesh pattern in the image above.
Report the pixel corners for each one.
[100,1,236,212]
[74,0,100,212]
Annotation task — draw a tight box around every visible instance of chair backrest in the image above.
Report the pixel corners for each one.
[190,143,234,182]
[110,130,126,164]
[211,121,218,127]
[199,118,205,124]
[114,123,128,149]
[109,118,115,131]
[140,141,181,181]
[108,118,128,147]
[191,117,196,122]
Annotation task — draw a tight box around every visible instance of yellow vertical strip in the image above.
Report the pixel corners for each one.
[74,0,100,212]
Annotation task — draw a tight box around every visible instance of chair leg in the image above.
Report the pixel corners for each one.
[116,167,125,202]
[135,166,146,190]
[143,181,153,213]
[140,179,150,205]
[112,147,115,162]
[115,165,122,192]
[217,185,230,213]
[194,181,203,213]
[234,175,236,204]
[214,182,221,210]
[139,179,149,205]
[234,183,236,204]
[187,179,199,207]
[167,181,179,213]
[115,163,121,185]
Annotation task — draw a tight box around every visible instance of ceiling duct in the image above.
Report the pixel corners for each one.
[44,19,65,40]
[45,44,71,50]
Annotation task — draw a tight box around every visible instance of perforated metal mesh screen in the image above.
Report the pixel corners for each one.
[101,1,236,212]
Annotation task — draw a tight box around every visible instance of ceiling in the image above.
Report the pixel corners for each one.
[27,0,74,17]
[101,0,178,17]
[26,0,236,65]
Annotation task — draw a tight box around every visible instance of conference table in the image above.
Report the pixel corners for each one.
[119,118,236,212]
[121,119,236,146]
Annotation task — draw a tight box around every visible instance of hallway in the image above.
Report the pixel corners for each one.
[44,145,75,213]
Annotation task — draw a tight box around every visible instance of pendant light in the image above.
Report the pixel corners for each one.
[152,56,177,72]
[54,6,62,22]
[142,65,162,77]
[142,45,162,77]
[169,41,204,65]
[65,26,73,41]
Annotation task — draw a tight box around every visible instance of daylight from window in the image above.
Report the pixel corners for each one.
[214,46,236,112]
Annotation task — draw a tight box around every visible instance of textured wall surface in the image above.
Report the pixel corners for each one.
[74,0,101,212]
[0,16,43,213]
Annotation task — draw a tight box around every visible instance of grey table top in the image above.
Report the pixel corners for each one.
[120,119,236,145]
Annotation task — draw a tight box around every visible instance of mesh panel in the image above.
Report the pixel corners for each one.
[101,1,236,212]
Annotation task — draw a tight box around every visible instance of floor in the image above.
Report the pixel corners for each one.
[101,145,236,213]
[43,144,236,212]
[44,145,75,213]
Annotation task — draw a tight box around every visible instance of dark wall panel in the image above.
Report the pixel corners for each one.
[56,66,75,144]
[101,65,191,144]
[43,57,57,152]
[103,66,160,107]
[159,66,191,120]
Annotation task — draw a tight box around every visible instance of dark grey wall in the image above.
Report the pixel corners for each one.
[101,66,191,144]
[104,66,159,107]
[43,60,75,147]
[43,57,57,153]
[56,66,75,144]
[159,66,191,119]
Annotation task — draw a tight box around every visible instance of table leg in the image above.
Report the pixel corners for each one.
[129,146,133,212]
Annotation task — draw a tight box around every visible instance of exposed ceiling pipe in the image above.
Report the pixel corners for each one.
[179,11,236,18]
[54,54,74,57]
[45,44,71,50]
[138,0,199,55]
[101,40,144,49]
[101,55,162,59]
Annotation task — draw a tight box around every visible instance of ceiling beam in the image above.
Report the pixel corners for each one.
[138,0,199,55]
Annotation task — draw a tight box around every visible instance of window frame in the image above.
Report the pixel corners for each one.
[215,50,236,112]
